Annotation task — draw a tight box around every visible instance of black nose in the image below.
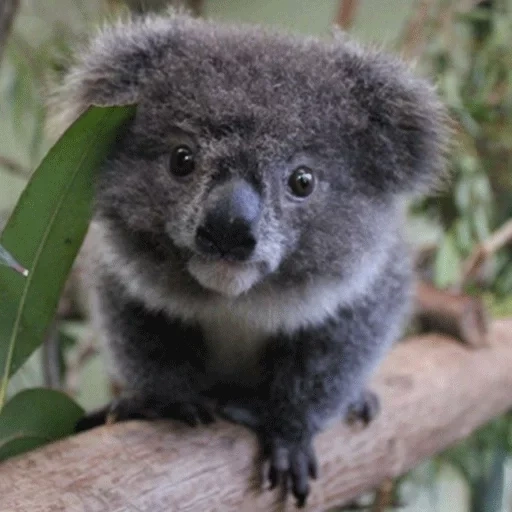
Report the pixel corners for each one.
[195,180,260,261]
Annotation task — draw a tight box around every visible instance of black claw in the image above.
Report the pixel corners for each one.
[296,493,307,508]
[290,453,309,498]
[109,395,147,421]
[197,406,216,425]
[292,479,310,506]
[160,402,215,426]
[268,465,279,489]
[263,436,315,508]
[183,404,201,426]
[184,414,199,427]
[308,456,318,480]
[347,390,380,426]
[75,406,110,432]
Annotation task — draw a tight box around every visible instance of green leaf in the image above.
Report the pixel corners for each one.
[0,104,135,408]
[0,435,48,461]
[434,233,462,288]
[470,448,507,512]
[0,388,84,461]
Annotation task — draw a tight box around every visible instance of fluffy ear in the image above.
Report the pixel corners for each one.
[47,15,170,136]
[344,45,451,195]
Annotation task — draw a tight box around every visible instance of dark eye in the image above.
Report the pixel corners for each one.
[288,166,316,197]
[170,145,195,177]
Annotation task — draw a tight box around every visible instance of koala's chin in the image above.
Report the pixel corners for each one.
[187,255,263,297]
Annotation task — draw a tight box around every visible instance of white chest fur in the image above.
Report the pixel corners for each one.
[89,220,391,378]
[162,277,364,380]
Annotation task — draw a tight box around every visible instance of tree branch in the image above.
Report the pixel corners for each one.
[335,0,360,30]
[414,280,489,347]
[459,219,512,289]
[2,319,512,511]
[399,0,434,59]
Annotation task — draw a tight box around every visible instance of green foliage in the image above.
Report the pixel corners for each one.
[415,0,512,300]
[435,414,512,512]
[0,105,135,411]
[0,105,134,461]
[0,388,84,461]
[404,2,512,510]
[0,1,104,170]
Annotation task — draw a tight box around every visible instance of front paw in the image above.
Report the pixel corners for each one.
[157,401,215,427]
[75,394,214,432]
[263,435,318,508]
[346,389,380,426]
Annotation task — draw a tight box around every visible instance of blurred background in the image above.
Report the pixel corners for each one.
[1,0,511,510]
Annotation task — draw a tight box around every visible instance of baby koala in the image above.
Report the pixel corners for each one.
[56,11,448,507]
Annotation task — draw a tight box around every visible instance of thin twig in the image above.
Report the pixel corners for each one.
[371,479,395,512]
[335,0,360,30]
[414,280,489,347]
[399,0,435,59]
[65,336,99,397]
[458,219,512,289]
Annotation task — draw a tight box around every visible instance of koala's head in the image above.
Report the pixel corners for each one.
[54,13,449,298]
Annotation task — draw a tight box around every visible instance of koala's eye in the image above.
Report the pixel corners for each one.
[170,145,195,177]
[289,166,316,197]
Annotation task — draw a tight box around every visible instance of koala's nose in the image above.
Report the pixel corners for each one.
[196,180,261,261]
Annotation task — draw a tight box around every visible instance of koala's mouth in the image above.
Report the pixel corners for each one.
[186,253,265,297]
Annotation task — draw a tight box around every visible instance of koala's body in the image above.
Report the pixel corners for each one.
[55,11,447,507]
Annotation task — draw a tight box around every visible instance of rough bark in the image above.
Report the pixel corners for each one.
[2,319,512,511]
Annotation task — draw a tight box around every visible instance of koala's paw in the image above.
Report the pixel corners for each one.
[346,389,380,426]
[75,394,214,432]
[263,435,318,508]
[157,401,215,427]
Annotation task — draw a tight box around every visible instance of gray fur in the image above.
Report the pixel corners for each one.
[56,11,449,507]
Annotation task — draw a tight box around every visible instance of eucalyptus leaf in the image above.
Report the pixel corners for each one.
[0,435,48,461]
[0,104,135,408]
[473,205,491,241]
[434,234,461,288]
[0,388,84,461]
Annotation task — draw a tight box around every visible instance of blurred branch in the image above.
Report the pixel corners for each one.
[0,0,19,65]
[65,337,98,396]
[400,0,494,59]
[414,280,489,347]
[4,320,512,510]
[0,156,30,178]
[371,479,396,512]
[335,0,360,30]
[459,220,512,289]
[400,0,434,59]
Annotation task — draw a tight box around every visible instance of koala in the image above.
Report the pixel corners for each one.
[53,11,448,507]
